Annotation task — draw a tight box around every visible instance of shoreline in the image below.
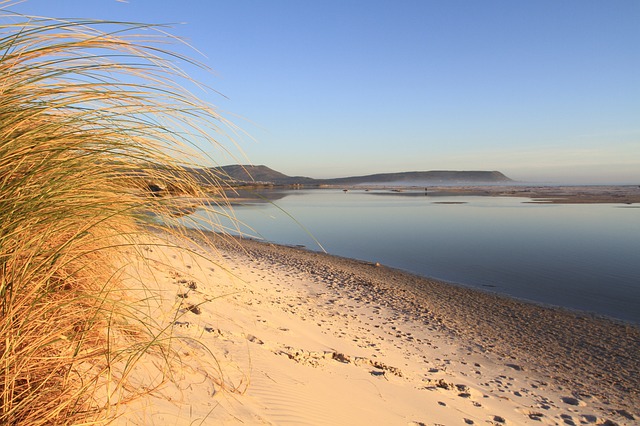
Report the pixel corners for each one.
[210,187,640,325]
[234,237,639,328]
[215,235,640,402]
[118,230,639,424]
[223,184,640,205]
[283,243,639,328]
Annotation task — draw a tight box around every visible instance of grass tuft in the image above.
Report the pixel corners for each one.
[0,3,236,424]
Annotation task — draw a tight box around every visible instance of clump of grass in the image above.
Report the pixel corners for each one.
[0,4,235,424]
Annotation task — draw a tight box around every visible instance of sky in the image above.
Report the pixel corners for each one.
[5,0,640,184]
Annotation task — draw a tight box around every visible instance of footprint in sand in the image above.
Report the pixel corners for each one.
[561,396,586,407]
[527,411,544,421]
[245,334,264,345]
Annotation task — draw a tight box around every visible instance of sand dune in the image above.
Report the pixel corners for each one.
[114,232,639,425]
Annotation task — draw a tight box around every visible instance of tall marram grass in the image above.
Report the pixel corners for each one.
[1,4,234,424]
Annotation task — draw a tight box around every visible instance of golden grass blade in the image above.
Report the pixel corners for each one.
[1,4,240,424]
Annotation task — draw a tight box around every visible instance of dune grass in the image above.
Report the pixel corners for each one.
[0,5,236,424]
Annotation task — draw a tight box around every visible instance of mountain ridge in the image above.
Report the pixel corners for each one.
[201,165,513,186]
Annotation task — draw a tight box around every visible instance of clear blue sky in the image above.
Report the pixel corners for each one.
[7,0,640,183]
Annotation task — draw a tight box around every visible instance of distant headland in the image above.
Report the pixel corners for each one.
[194,165,513,186]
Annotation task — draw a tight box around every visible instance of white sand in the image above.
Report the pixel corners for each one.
[112,233,638,425]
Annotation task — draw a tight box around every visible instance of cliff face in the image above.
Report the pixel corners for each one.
[198,165,513,185]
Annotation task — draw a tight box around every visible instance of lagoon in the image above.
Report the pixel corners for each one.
[193,189,640,324]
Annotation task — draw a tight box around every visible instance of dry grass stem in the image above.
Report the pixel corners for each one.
[0,3,238,424]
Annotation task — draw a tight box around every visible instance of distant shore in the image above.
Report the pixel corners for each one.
[223,184,640,205]
[118,230,640,424]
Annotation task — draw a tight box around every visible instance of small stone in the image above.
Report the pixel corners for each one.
[332,352,351,363]
[435,379,451,390]
[186,304,201,315]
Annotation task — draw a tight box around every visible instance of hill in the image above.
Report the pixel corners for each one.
[320,170,512,185]
[197,165,513,186]
[198,165,315,185]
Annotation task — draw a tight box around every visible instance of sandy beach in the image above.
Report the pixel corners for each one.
[114,231,639,425]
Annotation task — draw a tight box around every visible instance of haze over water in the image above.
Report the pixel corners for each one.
[195,189,640,324]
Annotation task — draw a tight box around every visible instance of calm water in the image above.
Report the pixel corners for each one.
[191,189,640,324]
